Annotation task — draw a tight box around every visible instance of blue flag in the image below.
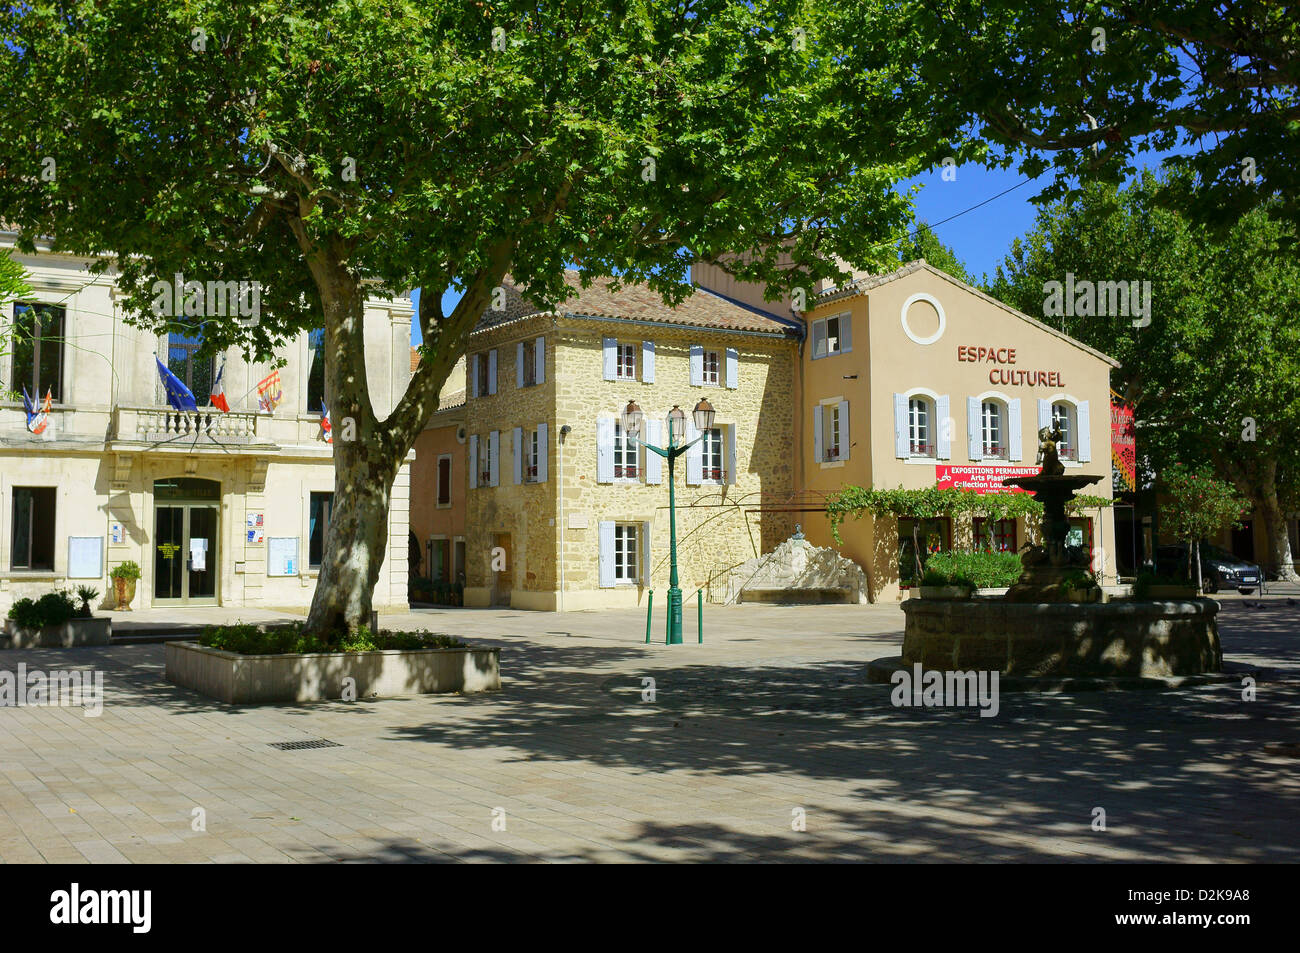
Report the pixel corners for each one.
[155,356,198,411]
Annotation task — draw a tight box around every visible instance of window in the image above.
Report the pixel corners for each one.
[436,455,452,507]
[429,537,450,582]
[1052,402,1077,461]
[10,487,56,571]
[811,313,850,359]
[822,406,841,461]
[478,435,492,487]
[702,349,720,385]
[614,523,639,583]
[307,328,326,413]
[521,339,537,387]
[308,492,334,569]
[701,427,725,481]
[909,397,934,457]
[453,538,466,583]
[613,422,639,480]
[981,400,1007,460]
[9,302,65,402]
[476,352,490,396]
[974,517,1017,553]
[898,517,952,586]
[168,331,214,398]
[525,428,541,482]
[616,343,636,380]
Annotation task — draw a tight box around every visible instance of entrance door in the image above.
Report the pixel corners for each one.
[1231,521,1255,562]
[1067,517,1095,572]
[153,502,219,604]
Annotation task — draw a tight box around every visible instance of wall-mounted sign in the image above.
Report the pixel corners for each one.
[956,346,1064,388]
[935,464,1039,495]
[68,537,104,579]
[267,537,298,577]
[1110,394,1136,492]
[246,512,265,543]
[110,522,124,544]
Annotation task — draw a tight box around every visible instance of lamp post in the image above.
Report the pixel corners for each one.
[622,397,715,644]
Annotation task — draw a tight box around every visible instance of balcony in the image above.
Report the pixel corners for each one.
[982,443,1009,461]
[112,406,266,446]
[909,442,935,458]
[614,465,640,479]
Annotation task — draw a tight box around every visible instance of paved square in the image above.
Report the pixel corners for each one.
[1,601,1297,862]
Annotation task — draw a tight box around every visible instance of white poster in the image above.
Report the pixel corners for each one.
[68,537,104,579]
[190,538,208,571]
[267,537,298,577]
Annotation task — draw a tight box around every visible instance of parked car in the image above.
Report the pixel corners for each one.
[1155,543,1262,595]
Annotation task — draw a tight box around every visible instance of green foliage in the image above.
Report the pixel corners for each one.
[0,250,30,305]
[109,561,141,581]
[897,222,974,284]
[7,590,78,628]
[919,568,976,590]
[1056,569,1099,593]
[923,550,1022,589]
[74,585,99,618]
[1159,464,1248,547]
[200,622,467,655]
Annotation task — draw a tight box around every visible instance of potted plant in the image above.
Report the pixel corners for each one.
[1057,569,1101,602]
[918,568,975,600]
[109,561,141,610]
[74,585,99,617]
[4,589,111,647]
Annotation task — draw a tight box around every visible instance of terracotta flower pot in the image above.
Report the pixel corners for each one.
[113,577,137,611]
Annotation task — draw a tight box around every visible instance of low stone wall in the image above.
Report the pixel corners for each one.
[902,599,1221,677]
[2,618,112,649]
[166,641,501,704]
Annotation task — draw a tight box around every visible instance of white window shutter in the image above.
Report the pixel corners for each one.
[536,422,548,482]
[641,521,653,585]
[468,434,478,489]
[516,342,524,389]
[689,344,703,385]
[1008,398,1023,461]
[936,394,951,459]
[814,404,825,462]
[487,349,497,395]
[488,430,499,486]
[469,354,479,399]
[535,336,545,385]
[644,419,663,484]
[811,321,827,359]
[639,340,655,383]
[725,347,738,389]
[596,417,614,483]
[598,521,616,588]
[1077,400,1092,461]
[1037,398,1052,431]
[837,400,850,462]
[685,422,702,484]
[840,317,852,353]
[968,397,983,461]
[726,425,737,483]
[512,426,523,484]
[602,338,617,380]
[893,393,909,458]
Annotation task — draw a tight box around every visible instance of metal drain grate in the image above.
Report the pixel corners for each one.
[268,739,342,751]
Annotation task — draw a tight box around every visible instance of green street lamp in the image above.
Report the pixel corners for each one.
[623,397,715,644]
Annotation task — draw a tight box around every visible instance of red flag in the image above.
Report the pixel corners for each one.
[209,364,230,413]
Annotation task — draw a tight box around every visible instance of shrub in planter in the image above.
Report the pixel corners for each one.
[7,598,42,630]
[923,550,1022,589]
[7,590,78,629]
[109,561,141,610]
[199,621,467,655]
[75,585,99,618]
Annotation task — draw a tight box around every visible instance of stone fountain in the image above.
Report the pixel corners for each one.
[869,426,1224,684]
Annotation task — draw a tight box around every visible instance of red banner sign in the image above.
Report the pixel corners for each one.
[1111,395,1136,492]
[934,464,1040,494]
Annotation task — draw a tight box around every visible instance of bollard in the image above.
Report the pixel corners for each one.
[645,590,654,644]
[697,589,703,643]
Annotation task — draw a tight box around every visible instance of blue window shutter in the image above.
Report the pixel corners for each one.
[469,354,479,399]
[1008,398,1023,461]
[726,425,737,483]
[968,397,983,461]
[487,349,497,395]
[811,320,827,360]
[685,422,702,483]
[537,422,548,482]
[535,336,545,385]
[894,393,908,458]
[936,394,951,459]
[837,400,850,462]
[642,340,655,383]
[725,347,738,389]
[512,426,523,484]
[644,419,662,484]
[840,316,852,354]
[468,434,479,489]
[814,404,824,462]
[598,522,616,588]
[641,521,653,585]
[602,338,617,380]
[596,417,614,483]
[516,342,524,389]
[689,344,703,385]
[1037,398,1052,431]
[488,430,499,486]
[1077,400,1092,461]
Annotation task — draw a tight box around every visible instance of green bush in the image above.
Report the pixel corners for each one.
[920,568,977,589]
[7,590,78,628]
[109,561,142,581]
[200,622,467,655]
[1057,569,1099,593]
[922,550,1022,589]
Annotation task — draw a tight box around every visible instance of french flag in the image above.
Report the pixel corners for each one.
[209,363,230,412]
[320,401,332,443]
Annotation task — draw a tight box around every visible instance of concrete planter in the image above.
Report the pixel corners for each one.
[2,617,112,649]
[919,585,973,600]
[165,641,501,704]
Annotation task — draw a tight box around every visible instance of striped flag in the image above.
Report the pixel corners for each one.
[22,385,51,434]
[209,363,230,413]
[320,401,332,443]
[256,369,282,413]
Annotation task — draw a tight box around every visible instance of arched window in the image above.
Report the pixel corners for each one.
[1052,401,1078,461]
[981,399,1007,460]
[908,396,934,457]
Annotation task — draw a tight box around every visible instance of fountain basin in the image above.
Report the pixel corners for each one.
[900,598,1221,677]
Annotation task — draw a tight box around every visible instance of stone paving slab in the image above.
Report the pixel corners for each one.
[1,601,1297,862]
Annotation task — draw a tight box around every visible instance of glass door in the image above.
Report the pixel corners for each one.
[155,506,185,600]
[186,506,218,602]
[153,504,219,603]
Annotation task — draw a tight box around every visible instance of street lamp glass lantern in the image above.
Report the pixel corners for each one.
[666,405,686,444]
[693,398,716,433]
[621,399,644,438]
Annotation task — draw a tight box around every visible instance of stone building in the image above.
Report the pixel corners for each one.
[409,350,467,585]
[0,235,414,614]
[457,271,799,609]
